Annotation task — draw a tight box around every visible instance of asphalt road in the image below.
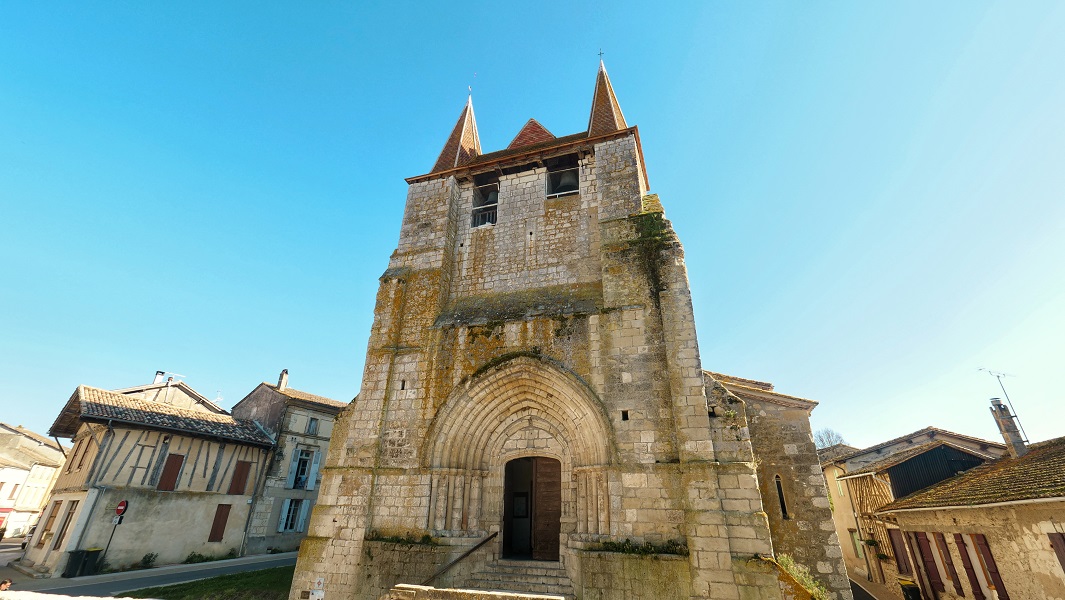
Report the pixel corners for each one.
[18,553,296,597]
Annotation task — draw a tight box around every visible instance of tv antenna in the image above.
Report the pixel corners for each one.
[978,368,1028,442]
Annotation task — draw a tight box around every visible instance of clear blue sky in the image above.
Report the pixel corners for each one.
[2,2,1062,450]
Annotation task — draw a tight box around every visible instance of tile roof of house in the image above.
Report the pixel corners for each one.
[49,386,274,447]
[111,380,226,413]
[839,440,997,479]
[832,426,1004,463]
[704,371,818,411]
[1,422,64,451]
[507,119,556,150]
[818,443,860,463]
[431,96,482,173]
[268,384,348,411]
[879,436,1065,512]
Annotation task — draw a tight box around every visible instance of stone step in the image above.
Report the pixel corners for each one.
[463,560,575,600]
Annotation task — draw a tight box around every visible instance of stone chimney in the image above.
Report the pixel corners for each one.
[153,371,165,384]
[278,369,289,392]
[990,398,1027,458]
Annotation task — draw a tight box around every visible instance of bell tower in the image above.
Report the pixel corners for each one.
[289,62,787,600]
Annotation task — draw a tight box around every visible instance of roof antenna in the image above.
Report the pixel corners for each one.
[978,368,1029,443]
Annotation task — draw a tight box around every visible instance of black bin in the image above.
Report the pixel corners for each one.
[80,548,103,576]
[898,578,922,600]
[62,550,87,578]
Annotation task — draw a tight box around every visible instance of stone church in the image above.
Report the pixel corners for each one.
[290,63,849,600]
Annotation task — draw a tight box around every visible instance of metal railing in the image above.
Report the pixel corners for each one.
[420,532,497,587]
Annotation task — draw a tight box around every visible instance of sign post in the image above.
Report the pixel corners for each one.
[102,500,128,565]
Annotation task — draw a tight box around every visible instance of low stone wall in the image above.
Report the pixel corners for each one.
[388,585,563,600]
[574,550,690,600]
[355,539,494,600]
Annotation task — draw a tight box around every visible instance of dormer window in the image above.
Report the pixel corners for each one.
[472,172,499,227]
[545,153,580,198]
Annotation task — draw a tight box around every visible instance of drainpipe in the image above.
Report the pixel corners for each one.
[239,420,278,556]
[71,421,115,553]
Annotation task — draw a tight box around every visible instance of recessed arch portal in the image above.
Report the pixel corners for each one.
[424,355,615,470]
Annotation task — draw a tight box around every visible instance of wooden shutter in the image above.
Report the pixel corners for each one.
[306,451,322,491]
[285,447,300,488]
[954,534,986,600]
[915,532,946,593]
[208,504,232,542]
[1050,532,1065,574]
[277,499,292,532]
[888,529,912,575]
[296,499,310,532]
[972,534,1010,600]
[531,457,561,561]
[228,460,252,495]
[934,532,963,594]
[157,453,185,491]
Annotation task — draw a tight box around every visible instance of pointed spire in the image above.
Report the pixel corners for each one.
[587,60,628,137]
[431,96,482,173]
[506,119,556,150]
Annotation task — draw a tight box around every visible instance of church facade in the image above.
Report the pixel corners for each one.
[290,63,849,600]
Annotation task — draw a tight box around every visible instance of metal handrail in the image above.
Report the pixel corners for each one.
[420,532,498,586]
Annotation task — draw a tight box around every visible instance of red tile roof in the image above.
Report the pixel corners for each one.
[507,119,556,150]
[50,386,274,446]
[879,436,1065,511]
[587,60,627,136]
[269,384,348,411]
[431,97,481,173]
[832,427,1004,463]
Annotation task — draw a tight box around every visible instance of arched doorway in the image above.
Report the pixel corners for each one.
[502,456,561,561]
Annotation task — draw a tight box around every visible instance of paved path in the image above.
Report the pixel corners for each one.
[8,552,296,597]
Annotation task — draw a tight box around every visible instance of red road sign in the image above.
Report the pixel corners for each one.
[116,500,128,515]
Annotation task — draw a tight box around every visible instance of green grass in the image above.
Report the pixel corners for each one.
[119,565,294,600]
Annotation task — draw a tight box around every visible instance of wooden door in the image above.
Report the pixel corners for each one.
[531,457,561,561]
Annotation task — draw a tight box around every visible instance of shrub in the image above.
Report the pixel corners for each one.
[139,552,158,568]
[595,538,689,556]
[775,554,829,600]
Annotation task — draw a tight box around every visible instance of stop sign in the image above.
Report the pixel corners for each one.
[116,500,128,515]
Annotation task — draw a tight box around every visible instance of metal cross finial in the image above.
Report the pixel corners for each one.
[598,48,604,60]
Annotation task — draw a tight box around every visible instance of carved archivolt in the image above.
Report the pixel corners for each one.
[424,355,615,470]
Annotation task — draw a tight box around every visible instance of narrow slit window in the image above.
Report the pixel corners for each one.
[621,410,629,421]
[775,475,790,519]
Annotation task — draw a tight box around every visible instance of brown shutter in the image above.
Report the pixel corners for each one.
[888,529,913,575]
[934,532,963,594]
[972,533,1009,600]
[954,534,986,600]
[208,504,232,542]
[227,460,251,495]
[1050,532,1065,574]
[915,532,946,593]
[157,453,185,491]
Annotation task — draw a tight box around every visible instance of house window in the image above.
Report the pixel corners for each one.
[52,500,79,550]
[294,449,314,490]
[545,153,580,197]
[208,504,232,542]
[157,453,185,491]
[849,529,865,559]
[306,418,320,436]
[37,500,62,548]
[774,475,790,520]
[228,460,252,495]
[282,499,303,532]
[888,529,912,575]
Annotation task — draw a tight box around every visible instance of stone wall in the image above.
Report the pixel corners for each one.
[892,501,1065,600]
[737,390,850,599]
[291,131,786,600]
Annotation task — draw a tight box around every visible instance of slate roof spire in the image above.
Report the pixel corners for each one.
[431,95,482,173]
[587,60,628,136]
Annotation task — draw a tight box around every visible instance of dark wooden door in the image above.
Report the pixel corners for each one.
[531,457,561,561]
